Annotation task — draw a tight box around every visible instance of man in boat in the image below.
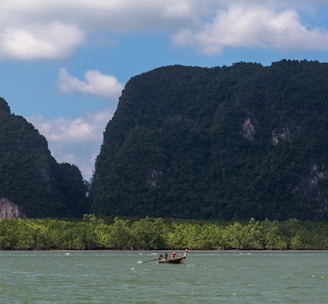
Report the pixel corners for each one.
[171,251,176,259]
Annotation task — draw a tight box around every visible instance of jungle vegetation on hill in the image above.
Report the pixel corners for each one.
[0,216,327,250]
[2,60,328,222]
[0,98,88,218]
[90,60,328,221]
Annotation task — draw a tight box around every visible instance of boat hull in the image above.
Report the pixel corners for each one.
[156,256,186,264]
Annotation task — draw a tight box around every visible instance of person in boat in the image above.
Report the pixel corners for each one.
[158,254,164,261]
[171,251,176,259]
[164,252,168,260]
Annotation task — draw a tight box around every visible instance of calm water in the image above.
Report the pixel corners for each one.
[0,251,327,303]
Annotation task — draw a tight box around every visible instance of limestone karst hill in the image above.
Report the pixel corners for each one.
[90,60,328,220]
[0,97,88,218]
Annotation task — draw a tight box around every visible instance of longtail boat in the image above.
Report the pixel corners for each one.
[156,249,188,264]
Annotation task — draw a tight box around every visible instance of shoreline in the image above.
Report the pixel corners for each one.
[1,249,328,252]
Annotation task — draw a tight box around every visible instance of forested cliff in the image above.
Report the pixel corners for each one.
[90,60,328,221]
[2,60,328,221]
[0,98,88,218]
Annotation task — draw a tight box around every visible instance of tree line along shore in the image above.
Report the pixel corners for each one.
[0,215,327,250]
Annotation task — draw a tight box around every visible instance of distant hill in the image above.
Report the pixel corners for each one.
[90,60,328,221]
[0,97,88,218]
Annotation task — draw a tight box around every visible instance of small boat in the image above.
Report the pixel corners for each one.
[156,249,188,264]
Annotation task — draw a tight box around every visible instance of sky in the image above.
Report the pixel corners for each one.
[1,0,328,181]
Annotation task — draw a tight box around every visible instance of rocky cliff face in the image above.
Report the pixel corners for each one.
[0,197,25,219]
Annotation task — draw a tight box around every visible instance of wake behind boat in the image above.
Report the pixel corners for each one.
[156,249,188,264]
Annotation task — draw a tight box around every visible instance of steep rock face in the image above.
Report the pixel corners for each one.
[0,197,25,219]
[0,97,88,218]
[90,60,328,220]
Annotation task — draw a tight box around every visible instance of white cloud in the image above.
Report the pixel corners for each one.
[57,68,124,100]
[0,23,84,60]
[28,109,113,143]
[172,4,328,55]
[27,108,114,179]
[0,0,201,34]
[1,1,328,59]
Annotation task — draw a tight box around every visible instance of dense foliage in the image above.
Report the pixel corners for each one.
[0,98,88,217]
[91,60,328,220]
[0,216,327,250]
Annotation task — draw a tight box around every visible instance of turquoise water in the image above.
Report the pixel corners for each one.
[0,251,327,303]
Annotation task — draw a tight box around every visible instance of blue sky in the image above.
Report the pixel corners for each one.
[1,0,328,180]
